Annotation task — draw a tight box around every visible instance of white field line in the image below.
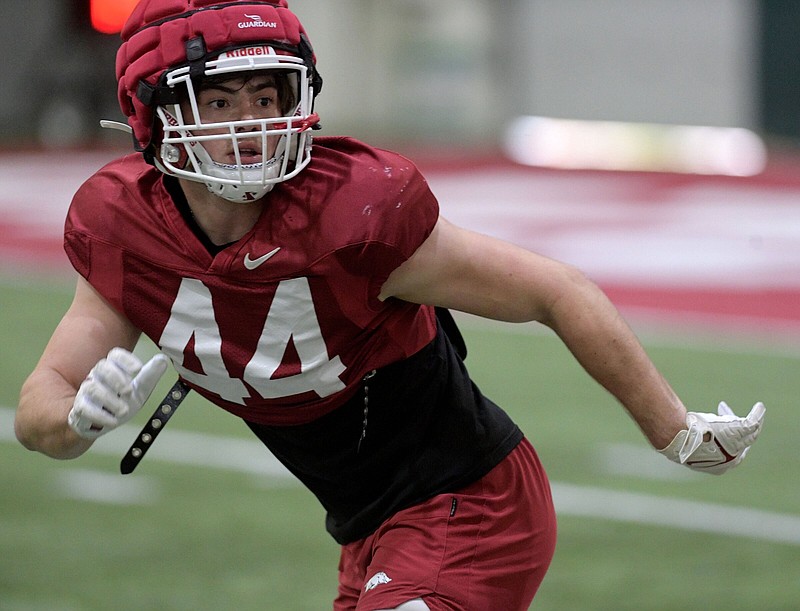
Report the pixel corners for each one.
[3,407,800,545]
[551,483,800,546]
[55,468,162,505]
[0,407,294,480]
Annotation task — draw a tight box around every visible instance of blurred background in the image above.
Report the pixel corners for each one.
[3,0,800,153]
[4,0,799,325]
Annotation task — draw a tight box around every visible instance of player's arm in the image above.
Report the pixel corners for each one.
[380,218,764,471]
[15,276,160,459]
[380,217,686,448]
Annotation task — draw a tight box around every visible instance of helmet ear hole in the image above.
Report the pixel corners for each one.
[162,144,181,164]
[158,143,192,172]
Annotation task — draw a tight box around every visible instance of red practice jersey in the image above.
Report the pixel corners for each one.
[64,137,439,425]
[64,137,523,544]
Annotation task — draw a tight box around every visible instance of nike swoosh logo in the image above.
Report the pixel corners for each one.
[244,247,281,270]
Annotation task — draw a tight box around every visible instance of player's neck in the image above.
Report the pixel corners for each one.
[178,179,265,246]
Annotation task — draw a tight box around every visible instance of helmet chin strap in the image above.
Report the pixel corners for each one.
[197,136,286,203]
[193,137,288,203]
[203,169,277,203]
[154,140,280,203]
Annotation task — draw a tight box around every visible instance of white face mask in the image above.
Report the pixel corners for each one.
[153,47,320,202]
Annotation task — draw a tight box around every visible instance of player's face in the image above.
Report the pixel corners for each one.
[185,72,285,165]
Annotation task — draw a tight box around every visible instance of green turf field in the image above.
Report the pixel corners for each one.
[1,276,798,610]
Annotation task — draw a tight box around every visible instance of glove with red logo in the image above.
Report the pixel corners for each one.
[68,348,169,440]
[658,402,766,475]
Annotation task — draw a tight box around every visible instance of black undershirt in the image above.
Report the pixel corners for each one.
[163,176,235,255]
[246,323,521,544]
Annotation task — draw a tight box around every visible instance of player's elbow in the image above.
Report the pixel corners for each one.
[14,406,48,454]
[15,378,40,451]
[14,412,33,451]
[13,416,48,454]
[537,263,604,328]
[15,376,89,459]
[495,253,599,325]
[14,412,89,459]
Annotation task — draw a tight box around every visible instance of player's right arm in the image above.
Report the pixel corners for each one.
[15,276,142,459]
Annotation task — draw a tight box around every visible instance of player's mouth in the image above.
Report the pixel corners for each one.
[229,146,263,165]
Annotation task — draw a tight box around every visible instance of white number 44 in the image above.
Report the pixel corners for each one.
[158,277,346,404]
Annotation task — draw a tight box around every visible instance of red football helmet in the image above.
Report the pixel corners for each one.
[115,0,323,201]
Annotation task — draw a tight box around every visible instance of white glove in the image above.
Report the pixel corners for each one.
[68,348,169,439]
[658,402,766,475]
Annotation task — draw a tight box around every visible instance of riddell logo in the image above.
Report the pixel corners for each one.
[238,13,278,29]
[225,46,274,58]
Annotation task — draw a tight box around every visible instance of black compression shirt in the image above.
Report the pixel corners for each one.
[245,321,523,544]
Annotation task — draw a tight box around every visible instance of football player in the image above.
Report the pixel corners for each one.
[15,2,766,609]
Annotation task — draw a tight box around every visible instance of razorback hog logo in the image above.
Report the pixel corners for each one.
[239,14,278,29]
[364,571,392,592]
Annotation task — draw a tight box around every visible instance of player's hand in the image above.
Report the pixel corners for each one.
[658,402,766,475]
[68,348,169,439]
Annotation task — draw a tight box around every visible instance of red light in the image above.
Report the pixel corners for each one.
[90,0,140,34]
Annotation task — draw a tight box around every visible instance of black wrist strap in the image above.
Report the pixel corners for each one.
[120,379,190,475]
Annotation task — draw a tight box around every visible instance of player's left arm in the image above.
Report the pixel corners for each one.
[380,217,765,473]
